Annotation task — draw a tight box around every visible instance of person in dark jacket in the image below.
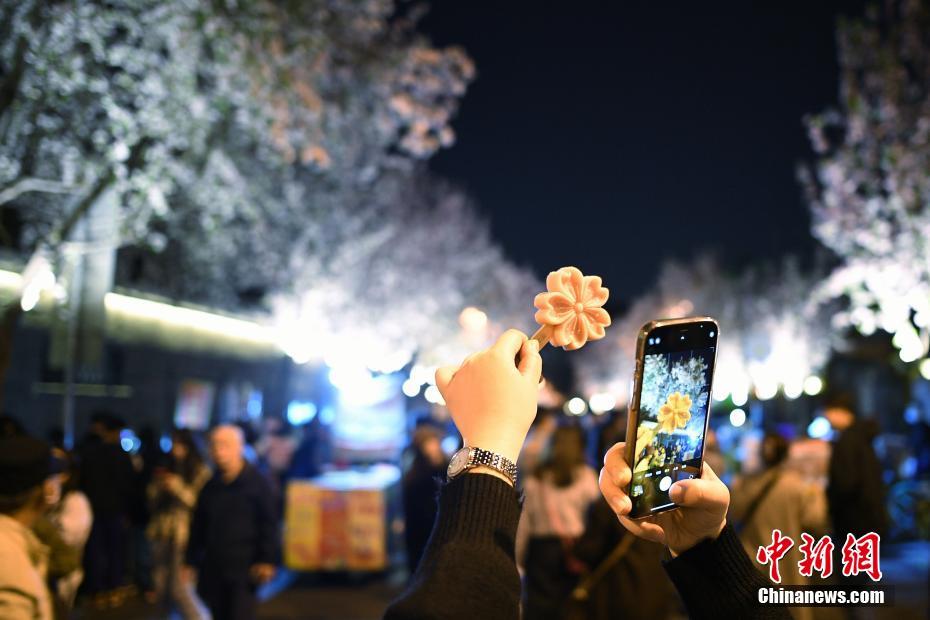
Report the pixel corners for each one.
[572,496,678,620]
[824,393,889,539]
[79,413,135,609]
[383,329,791,620]
[183,425,278,620]
[402,425,448,575]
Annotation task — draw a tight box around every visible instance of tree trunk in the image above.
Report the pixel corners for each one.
[0,172,115,405]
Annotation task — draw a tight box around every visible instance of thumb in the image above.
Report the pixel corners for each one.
[668,476,728,512]
[435,366,456,397]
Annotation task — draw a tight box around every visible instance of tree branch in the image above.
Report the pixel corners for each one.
[0,177,82,206]
[48,170,115,247]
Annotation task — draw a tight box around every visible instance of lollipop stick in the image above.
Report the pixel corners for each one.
[529,324,553,350]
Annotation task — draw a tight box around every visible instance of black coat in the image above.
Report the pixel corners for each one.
[79,439,134,518]
[402,459,445,574]
[827,419,889,538]
[186,464,279,579]
[573,497,679,620]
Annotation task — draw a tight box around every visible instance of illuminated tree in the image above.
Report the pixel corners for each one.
[0,0,486,379]
[0,0,474,295]
[577,258,834,406]
[269,172,539,373]
[800,0,930,362]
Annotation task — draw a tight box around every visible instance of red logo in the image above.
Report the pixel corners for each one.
[756,529,794,584]
[841,532,882,582]
[755,530,882,583]
[798,533,834,578]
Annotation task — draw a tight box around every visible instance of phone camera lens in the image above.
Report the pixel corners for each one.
[709,331,715,338]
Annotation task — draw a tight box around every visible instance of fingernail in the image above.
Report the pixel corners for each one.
[529,339,539,352]
[669,483,684,503]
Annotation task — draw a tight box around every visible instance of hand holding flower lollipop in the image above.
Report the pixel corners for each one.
[531,266,611,351]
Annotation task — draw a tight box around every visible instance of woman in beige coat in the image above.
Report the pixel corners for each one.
[730,433,828,620]
[146,429,210,619]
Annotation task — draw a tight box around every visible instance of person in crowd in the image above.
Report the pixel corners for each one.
[702,428,727,481]
[824,392,888,540]
[729,433,827,620]
[572,496,678,620]
[80,412,135,609]
[518,408,558,475]
[37,448,93,617]
[287,416,326,480]
[184,425,279,620]
[0,435,59,620]
[147,429,211,618]
[402,424,448,575]
[516,424,599,619]
[255,418,298,514]
[383,329,790,620]
[129,425,157,601]
[595,409,626,463]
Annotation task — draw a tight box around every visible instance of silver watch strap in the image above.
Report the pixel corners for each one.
[467,447,518,485]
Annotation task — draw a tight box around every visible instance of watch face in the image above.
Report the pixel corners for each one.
[448,447,470,477]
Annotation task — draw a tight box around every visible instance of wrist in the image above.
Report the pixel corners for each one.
[668,518,727,557]
[466,465,515,487]
[463,436,522,464]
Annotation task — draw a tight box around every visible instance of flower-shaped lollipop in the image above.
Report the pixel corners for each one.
[657,392,692,433]
[531,266,611,351]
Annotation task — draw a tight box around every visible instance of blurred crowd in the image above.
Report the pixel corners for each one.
[0,412,331,620]
[401,392,897,620]
[0,388,922,620]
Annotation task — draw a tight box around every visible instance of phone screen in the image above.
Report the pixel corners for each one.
[628,319,717,518]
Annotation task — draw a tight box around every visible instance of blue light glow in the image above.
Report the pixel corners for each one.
[247,391,263,419]
[287,401,318,426]
[119,429,141,453]
[441,435,460,456]
[160,435,173,453]
[807,416,833,440]
[899,456,917,478]
[319,406,336,425]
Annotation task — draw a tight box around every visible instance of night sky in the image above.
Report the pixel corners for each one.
[421,1,867,303]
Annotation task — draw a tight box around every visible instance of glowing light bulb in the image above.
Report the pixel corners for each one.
[729,408,746,427]
[589,393,616,414]
[803,375,823,396]
[565,397,587,416]
[402,379,421,398]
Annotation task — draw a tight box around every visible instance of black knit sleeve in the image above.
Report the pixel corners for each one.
[662,524,791,619]
[383,473,522,620]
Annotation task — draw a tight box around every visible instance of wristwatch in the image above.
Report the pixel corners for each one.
[447,446,518,485]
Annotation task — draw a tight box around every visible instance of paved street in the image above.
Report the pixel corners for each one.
[74,572,403,620]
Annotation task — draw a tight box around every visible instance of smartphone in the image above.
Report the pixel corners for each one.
[624,317,719,519]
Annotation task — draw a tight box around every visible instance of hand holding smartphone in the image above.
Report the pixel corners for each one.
[598,317,729,555]
[624,317,718,518]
